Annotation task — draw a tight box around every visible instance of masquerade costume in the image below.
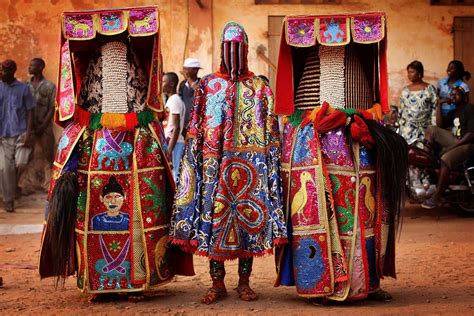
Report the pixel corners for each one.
[274,13,407,301]
[39,7,194,295]
[170,22,287,303]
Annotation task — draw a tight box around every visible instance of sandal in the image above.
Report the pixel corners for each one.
[368,289,392,302]
[128,292,146,303]
[421,197,444,209]
[201,287,227,305]
[235,285,258,301]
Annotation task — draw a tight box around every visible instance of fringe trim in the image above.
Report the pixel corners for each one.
[73,107,155,131]
[170,237,287,262]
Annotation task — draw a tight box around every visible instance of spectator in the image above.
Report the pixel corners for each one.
[26,58,56,189]
[0,59,36,212]
[399,61,437,145]
[163,72,186,180]
[178,58,201,138]
[437,60,470,126]
[423,87,474,209]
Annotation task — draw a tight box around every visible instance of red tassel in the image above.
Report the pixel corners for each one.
[350,115,375,148]
[73,107,91,127]
[125,112,138,130]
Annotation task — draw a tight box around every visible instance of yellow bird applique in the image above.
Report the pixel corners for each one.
[291,171,315,224]
[360,177,375,224]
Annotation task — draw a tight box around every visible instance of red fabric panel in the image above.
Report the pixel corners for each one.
[275,22,295,115]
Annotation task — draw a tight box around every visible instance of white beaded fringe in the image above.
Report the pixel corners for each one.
[101,41,128,114]
[319,46,346,109]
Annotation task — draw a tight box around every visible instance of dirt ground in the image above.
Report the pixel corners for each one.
[0,195,473,315]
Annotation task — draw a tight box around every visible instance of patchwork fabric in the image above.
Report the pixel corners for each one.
[170,74,287,260]
[277,108,385,301]
[71,126,180,293]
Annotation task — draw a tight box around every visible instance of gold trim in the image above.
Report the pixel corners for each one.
[316,134,335,295]
[83,130,98,292]
[143,224,169,233]
[133,129,151,288]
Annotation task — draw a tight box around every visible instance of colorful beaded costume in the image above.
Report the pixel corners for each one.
[274,13,407,301]
[170,22,287,261]
[39,7,194,294]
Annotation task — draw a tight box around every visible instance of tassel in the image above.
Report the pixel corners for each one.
[90,113,102,129]
[39,172,79,285]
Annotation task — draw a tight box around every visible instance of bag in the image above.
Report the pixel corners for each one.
[15,134,32,168]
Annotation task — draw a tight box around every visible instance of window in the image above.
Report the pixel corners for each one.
[431,0,474,5]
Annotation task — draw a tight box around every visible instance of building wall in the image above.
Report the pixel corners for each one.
[1,0,474,106]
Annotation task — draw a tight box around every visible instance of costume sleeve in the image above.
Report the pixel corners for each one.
[264,82,287,243]
[24,85,36,111]
[170,79,206,248]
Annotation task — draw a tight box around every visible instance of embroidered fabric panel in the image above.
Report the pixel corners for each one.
[317,17,350,46]
[278,117,381,300]
[62,8,159,40]
[58,41,76,120]
[352,15,385,44]
[284,14,386,48]
[64,14,95,40]
[146,37,164,112]
[98,11,128,35]
[170,74,287,260]
[70,126,176,293]
[128,9,158,36]
[286,18,317,47]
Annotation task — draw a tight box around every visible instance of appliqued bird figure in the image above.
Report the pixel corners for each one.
[291,171,315,224]
[360,177,375,225]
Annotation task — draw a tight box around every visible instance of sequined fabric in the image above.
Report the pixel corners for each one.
[276,108,384,301]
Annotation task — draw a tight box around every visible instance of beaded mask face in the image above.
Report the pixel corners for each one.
[220,22,248,81]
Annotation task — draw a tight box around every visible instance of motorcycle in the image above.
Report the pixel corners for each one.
[407,141,474,216]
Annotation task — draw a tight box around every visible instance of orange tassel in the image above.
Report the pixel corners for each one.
[100,113,127,130]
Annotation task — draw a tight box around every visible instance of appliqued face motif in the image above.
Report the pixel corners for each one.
[100,192,125,215]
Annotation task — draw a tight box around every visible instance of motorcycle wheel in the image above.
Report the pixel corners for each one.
[454,191,474,217]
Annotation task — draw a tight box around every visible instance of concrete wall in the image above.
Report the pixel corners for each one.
[1,0,474,105]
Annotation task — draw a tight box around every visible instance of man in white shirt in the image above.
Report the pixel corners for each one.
[178,58,201,138]
[163,72,186,181]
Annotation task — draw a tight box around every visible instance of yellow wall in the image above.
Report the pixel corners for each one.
[1,0,474,106]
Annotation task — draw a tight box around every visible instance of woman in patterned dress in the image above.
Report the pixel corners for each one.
[399,61,437,146]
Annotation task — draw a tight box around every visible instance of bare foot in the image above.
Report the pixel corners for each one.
[235,284,258,301]
[201,287,227,305]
